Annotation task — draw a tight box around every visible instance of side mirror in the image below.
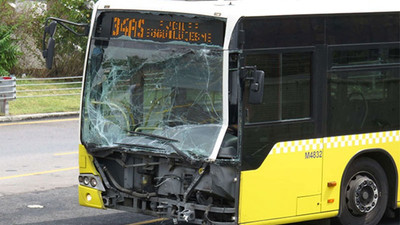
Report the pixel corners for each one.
[42,21,57,69]
[41,17,90,70]
[248,70,264,104]
[46,21,57,36]
[45,37,55,69]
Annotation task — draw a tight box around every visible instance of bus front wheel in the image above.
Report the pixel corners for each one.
[337,157,389,225]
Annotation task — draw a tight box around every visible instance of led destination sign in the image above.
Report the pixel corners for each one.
[109,13,225,46]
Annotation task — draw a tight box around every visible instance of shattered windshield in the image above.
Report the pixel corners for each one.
[81,38,224,160]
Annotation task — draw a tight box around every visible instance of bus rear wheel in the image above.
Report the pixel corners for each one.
[337,157,388,225]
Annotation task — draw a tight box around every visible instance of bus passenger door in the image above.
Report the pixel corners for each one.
[238,52,323,223]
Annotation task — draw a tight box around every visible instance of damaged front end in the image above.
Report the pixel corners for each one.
[79,22,239,223]
[80,141,239,224]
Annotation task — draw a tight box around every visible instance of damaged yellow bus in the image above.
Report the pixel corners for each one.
[43,0,400,224]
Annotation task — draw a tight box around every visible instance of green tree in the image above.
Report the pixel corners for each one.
[0,0,96,77]
[0,24,20,76]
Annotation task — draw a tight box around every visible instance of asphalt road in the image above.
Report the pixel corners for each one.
[0,117,398,225]
[0,117,153,224]
[0,118,79,195]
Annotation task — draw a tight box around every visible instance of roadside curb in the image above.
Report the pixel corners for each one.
[0,112,79,123]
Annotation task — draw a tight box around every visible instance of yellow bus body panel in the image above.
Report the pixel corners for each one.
[239,130,400,224]
[239,139,324,223]
[79,144,100,175]
[78,185,104,209]
[239,211,337,225]
[321,131,400,212]
[78,144,105,209]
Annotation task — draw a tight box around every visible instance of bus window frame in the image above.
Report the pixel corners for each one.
[327,42,400,71]
[241,46,316,127]
[238,47,322,171]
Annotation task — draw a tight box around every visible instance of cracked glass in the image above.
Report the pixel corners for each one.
[81,36,224,160]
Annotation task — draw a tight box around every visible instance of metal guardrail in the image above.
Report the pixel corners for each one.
[0,77,16,100]
[0,76,82,116]
[0,77,17,116]
[16,76,82,98]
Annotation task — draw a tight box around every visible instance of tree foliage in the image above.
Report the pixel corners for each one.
[0,0,96,77]
[0,24,21,76]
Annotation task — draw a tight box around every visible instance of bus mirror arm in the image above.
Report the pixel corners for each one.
[42,17,89,69]
[241,66,265,104]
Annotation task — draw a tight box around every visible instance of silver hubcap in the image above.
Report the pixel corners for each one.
[347,175,379,215]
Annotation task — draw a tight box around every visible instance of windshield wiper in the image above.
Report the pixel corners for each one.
[129,131,179,143]
[164,142,193,163]
[115,142,165,151]
[86,145,127,153]
[86,143,166,156]
[128,132,201,165]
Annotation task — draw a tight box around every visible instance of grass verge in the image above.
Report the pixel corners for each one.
[6,77,82,115]
[9,95,80,115]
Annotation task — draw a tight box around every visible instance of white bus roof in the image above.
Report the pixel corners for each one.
[96,0,400,18]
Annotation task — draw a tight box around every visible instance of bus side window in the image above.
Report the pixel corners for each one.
[244,52,312,123]
[328,70,400,135]
[328,47,400,135]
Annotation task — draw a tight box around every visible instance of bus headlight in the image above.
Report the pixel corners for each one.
[79,174,105,191]
[90,177,98,187]
[83,176,90,185]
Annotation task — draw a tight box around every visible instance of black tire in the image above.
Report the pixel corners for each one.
[337,157,389,225]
